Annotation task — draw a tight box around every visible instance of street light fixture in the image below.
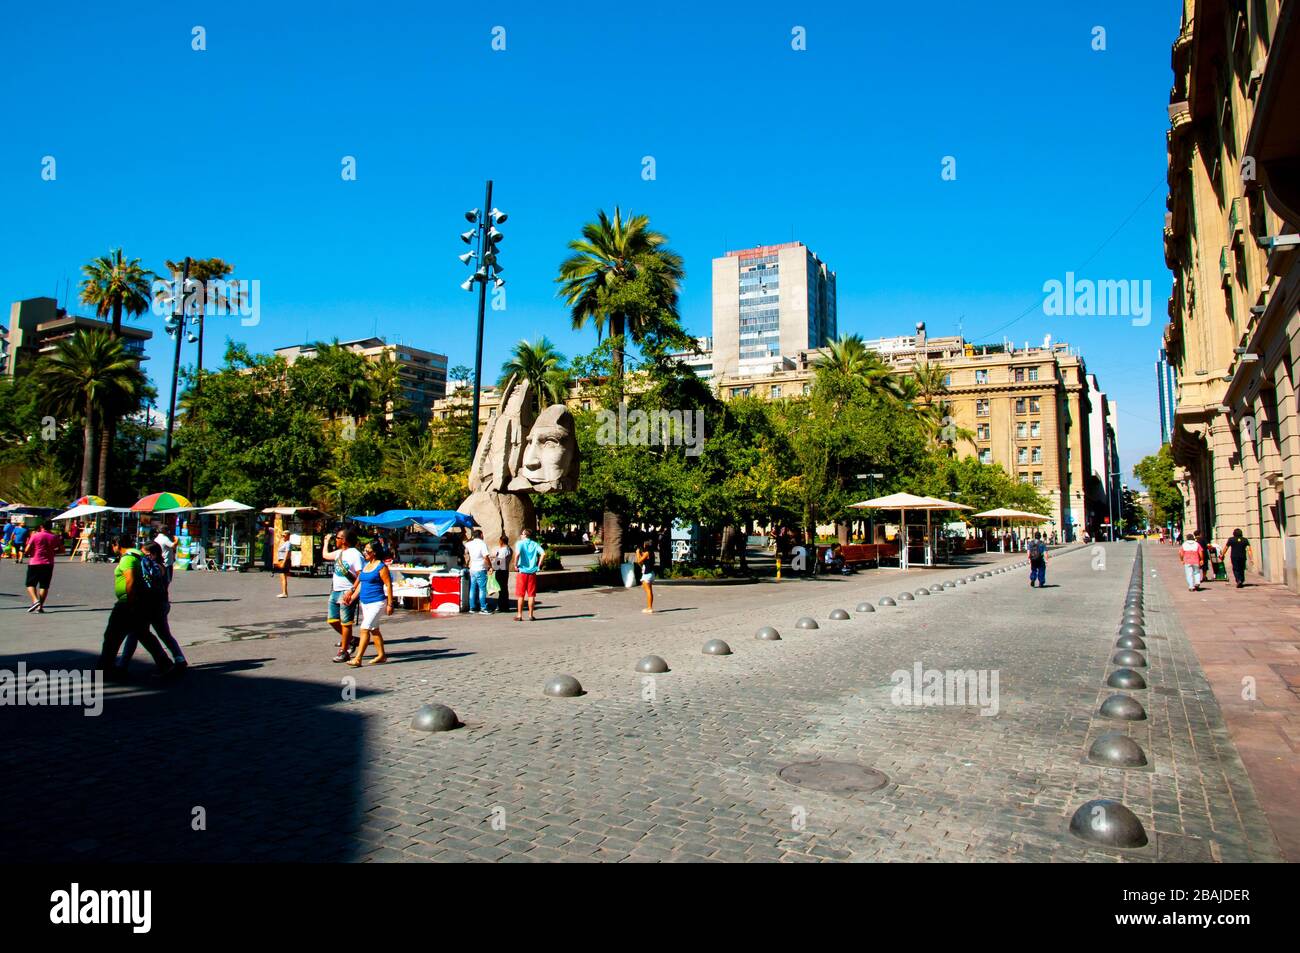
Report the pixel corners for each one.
[459,180,506,459]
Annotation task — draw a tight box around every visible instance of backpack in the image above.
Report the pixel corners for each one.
[1029,541,1045,561]
[139,555,168,600]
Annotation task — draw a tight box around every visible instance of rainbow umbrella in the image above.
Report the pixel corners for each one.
[131,491,193,512]
[71,495,108,507]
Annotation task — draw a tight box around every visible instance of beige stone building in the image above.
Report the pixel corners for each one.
[1163,0,1300,589]
[274,336,448,421]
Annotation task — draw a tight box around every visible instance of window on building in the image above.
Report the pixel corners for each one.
[1019,473,1030,484]
[977,424,990,440]
[1029,397,1040,412]
[943,374,952,387]
[1028,367,1039,382]
[979,449,992,465]
[1031,447,1042,463]
[976,399,990,417]
[1033,473,1044,487]
[975,369,988,384]
[1016,422,1027,439]
[1016,398,1026,414]
[770,385,781,398]
[1030,421,1041,438]
[802,383,811,395]
[1014,368,1025,383]
[1017,447,1028,465]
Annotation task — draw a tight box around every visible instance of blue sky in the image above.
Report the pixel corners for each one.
[0,0,1179,480]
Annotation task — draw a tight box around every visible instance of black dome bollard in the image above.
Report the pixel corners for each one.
[898,592,915,601]
[1112,650,1147,668]
[1115,634,1147,651]
[915,588,931,597]
[755,626,782,641]
[411,703,461,732]
[1099,694,1147,721]
[1068,799,1149,848]
[1118,623,1146,638]
[702,639,733,655]
[543,674,584,697]
[635,655,669,673]
[829,608,850,621]
[855,602,876,613]
[796,617,820,630]
[1088,733,1149,768]
[878,596,897,607]
[1107,668,1147,690]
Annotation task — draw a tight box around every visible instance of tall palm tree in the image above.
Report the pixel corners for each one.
[557,209,685,567]
[556,207,685,387]
[37,330,144,496]
[814,334,897,393]
[79,248,153,338]
[162,257,240,379]
[499,337,570,415]
[367,352,404,433]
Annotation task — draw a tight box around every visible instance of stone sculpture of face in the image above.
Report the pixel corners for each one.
[508,405,579,493]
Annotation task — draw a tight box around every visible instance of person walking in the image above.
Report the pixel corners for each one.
[346,541,392,666]
[154,523,178,581]
[634,538,656,614]
[2,521,14,561]
[511,528,545,622]
[323,527,364,662]
[1222,529,1253,588]
[1195,531,1214,585]
[272,530,292,598]
[492,534,512,614]
[23,519,59,613]
[465,528,491,614]
[10,522,28,564]
[97,536,176,680]
[119,542,188,672]
[1180,533,1205,591]
[1027,531,1048,588]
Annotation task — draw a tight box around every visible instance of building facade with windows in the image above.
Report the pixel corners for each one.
[274,336,448,421]
[5,297,151,377]
[1163,0,1300,589]
[710,242,836,379]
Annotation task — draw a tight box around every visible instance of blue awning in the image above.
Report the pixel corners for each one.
[349,510,477,536]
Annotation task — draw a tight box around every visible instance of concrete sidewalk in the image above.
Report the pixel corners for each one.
[1149,540,1300,861]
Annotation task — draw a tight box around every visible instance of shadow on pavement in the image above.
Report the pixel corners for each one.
[0,648,376,862]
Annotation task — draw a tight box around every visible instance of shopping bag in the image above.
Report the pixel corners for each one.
[621,562,637,588]
[487,573,500,596]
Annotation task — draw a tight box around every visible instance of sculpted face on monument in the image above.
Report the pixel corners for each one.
[509,405,579,494]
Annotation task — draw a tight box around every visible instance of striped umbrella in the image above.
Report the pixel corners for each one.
[71,495,109,507]
[130,491,193,512]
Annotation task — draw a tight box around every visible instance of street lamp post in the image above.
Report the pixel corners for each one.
[163,257,192,463]
[458,181,507,461]
[856,472,884,543]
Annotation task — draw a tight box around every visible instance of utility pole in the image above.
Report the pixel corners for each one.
[164,257,191,463]
[458,182,506,461]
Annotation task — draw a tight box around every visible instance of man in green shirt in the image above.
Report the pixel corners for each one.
[98,535,175,679]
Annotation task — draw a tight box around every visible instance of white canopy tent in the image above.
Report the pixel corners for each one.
[52,503,125,521]
[201,499,254,514]
[849,493,974,569]
[973,507,1051,552]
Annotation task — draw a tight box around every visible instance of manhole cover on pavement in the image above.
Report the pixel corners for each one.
[777,761,888,796]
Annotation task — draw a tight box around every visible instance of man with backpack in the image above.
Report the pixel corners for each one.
[118,542,188,672]
[97,535,177,680]
[1028,532,1048,588]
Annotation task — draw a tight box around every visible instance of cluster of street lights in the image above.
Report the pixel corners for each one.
[458,181,507,458]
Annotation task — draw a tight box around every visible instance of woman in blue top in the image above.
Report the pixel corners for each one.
[345,541,393,666]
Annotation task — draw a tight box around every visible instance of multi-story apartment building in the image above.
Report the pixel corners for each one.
[1163,0,1300,589]
[5,297,151,376]
[711,242,836,379]
[274,336,448,421]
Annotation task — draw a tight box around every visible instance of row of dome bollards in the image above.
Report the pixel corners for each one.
[1069,544,1151,849]
[412,555,1036,728]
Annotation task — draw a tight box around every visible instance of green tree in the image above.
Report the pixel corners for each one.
[79,248,153,338]
[37,330,145,497]
[1132,444,1183,526]
[0,460,72,508]
[557,208,686,565]
[499,337,570,414]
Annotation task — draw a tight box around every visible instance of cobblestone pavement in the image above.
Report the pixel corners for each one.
[1148,541,1300,861]
[0,544,1285,862]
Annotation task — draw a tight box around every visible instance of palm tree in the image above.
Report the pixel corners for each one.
[79,248,153,338]
[557,208,685,566]
[499,337,570,415]
[814,334,897,393]
[37,330,144,496]
[556,208,685,386]
[162,257,240,379]
[367,352,404,433]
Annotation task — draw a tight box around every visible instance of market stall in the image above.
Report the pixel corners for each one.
[261,507,331,575]
[349,510,477,612]
[199,499,256,570]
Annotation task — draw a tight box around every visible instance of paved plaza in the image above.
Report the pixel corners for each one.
[0,544,1287,862]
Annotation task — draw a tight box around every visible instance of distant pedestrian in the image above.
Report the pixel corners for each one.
[273,530,292,598]
[154,525,178,581]
[492,534,512,614]
[323,527,364,662]
[1196,531,1213,584]
[23,520,59,612]
[2,521,14,560]
[1180,534,1205,591]
[511,528,545,622]
[346,541,392,666]
[634,538,656,614]
[1027,532,1048,588]
[1222,529,1252,588]
[11,523,28,564]
[465,528,491,614]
